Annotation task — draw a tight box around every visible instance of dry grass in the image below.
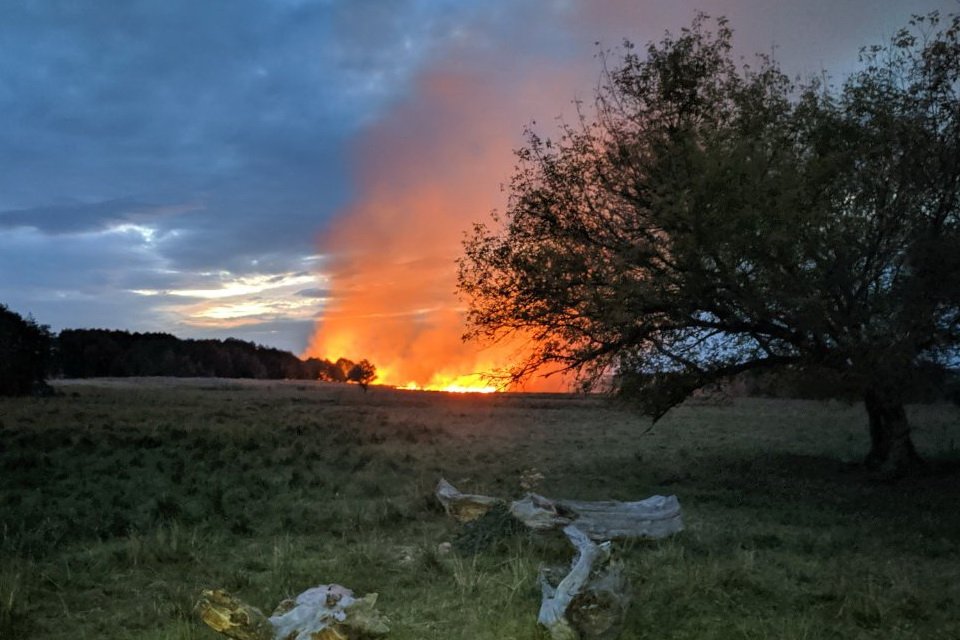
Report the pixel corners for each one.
[1,378,958,639]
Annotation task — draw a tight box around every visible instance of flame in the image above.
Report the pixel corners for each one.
[362,354,501,393]
[399,376,498,394]
[303,3,657,391]
[438,384,498,394]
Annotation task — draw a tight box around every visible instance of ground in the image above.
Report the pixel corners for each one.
[1,378,959,639]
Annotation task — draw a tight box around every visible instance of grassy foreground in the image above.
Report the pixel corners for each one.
[1,378,958,640]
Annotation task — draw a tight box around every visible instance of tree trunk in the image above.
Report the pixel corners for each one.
[435,479,684,540]
[863,389,922,476]
[196,585,389,640]
[538,525,631,640]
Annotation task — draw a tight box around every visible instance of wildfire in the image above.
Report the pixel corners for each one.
[398,373,499,394]
[306,317,530,393]
[302,11,595,393]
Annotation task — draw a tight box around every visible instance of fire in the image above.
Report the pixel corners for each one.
[399,376,498,394]
[404,371,500,393]
[303,9,606,393]
[438,385,498,394]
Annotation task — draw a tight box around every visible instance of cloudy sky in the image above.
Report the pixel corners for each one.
[1,0,955,358]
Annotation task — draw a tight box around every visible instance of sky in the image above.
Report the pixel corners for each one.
[1,0,956,381]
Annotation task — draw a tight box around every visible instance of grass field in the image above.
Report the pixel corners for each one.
[1,378,959,639]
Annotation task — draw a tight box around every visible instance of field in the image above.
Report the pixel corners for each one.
[1,378,959,640]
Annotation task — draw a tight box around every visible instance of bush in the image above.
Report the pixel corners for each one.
[0,304,53,396]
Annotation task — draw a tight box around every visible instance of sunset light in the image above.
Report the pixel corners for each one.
[130,269,326,329]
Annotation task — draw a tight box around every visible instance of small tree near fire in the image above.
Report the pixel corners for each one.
[347,360,377,391]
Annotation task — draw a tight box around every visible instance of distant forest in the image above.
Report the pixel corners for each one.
[56,328,364,382]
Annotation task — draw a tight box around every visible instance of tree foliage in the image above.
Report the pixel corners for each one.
[0,304,53,396]
[459,14,960,474]
[346,359,377,391]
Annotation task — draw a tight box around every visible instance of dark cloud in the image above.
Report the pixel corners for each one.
[0,0,454,222]
[0,198,200,235]
[0,0,475,351]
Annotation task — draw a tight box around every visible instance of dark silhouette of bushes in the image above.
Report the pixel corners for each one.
[0,304,53,396]
[55,328,372,382]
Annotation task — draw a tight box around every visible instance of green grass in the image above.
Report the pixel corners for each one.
[1,378,958,639]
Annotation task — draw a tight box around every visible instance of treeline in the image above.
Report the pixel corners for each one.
[2,304,377,396]
[56,329,367,382]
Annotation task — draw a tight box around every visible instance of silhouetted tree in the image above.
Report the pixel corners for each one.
[334,357,356,382]
[303,357,346,382]
[0,304,53,396]
[346,360,377,391]
[459,14,960,476]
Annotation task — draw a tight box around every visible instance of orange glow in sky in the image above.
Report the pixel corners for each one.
[303,62,583,392]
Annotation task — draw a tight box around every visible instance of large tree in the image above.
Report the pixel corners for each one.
[458,14,960,475]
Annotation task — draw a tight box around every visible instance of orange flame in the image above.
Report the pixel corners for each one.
[303,4,655,392]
